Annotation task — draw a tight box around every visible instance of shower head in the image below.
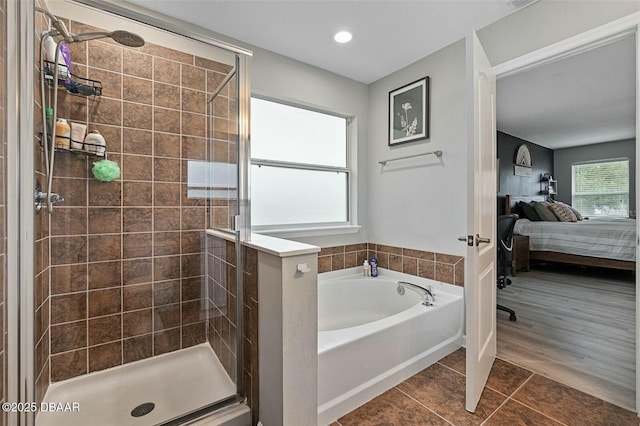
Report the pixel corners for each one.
[110,30,146,47]
[35,7,145,47]
[69,30,145,47]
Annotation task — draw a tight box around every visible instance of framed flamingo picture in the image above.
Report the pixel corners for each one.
[388,76,430,146]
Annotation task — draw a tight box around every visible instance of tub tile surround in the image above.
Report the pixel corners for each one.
[36,13,235,404]
[319,243,464,286]
[335,348,638,426]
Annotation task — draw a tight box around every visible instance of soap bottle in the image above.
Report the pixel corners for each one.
[84,130,106,155]
[370,256,378,277]
[43,34,57,64]
[55,118,70,149]
[363,260,370,277]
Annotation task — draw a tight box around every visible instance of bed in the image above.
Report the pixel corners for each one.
[505,194,636,271]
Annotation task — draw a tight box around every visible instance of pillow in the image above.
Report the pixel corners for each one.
[548,202,578,222]
[522,202,542,221]
[533,201,559,221]
[552,200,583,221]
[568,205,584,221]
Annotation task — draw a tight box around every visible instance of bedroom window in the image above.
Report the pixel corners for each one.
[572,159,629,217]
[250,97,351,229]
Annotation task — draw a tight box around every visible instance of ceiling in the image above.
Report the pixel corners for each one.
[497,35,636,150]
[126,0,527,84]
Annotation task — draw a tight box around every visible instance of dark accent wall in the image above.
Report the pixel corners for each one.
[497,132,554,215]
[554,138,636,215]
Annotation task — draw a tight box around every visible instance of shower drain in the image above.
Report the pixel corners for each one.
[131,402,155,417]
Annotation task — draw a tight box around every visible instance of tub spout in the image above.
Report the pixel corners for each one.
[397,281,435,306]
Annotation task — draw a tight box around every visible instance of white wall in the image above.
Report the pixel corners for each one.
[477,0,640,65]
[367,40,467,256]
[361,0,640,257]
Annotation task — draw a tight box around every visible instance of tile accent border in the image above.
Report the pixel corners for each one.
[318,243,464,286]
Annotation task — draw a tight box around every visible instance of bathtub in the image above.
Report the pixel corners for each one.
[317,267,464,425]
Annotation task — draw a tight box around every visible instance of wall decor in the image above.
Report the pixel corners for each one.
[388,76,430,145]
[514,143,533,176]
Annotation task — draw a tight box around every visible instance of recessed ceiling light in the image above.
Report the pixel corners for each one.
[334,31,352,44]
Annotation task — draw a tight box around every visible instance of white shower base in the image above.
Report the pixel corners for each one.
[37,343,243,426]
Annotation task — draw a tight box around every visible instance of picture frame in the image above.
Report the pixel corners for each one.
[388,76,430,146]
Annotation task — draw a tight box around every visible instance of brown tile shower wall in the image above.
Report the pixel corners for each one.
[206,235,259,426]
[45,17,233,383]
[318,243,465,286]
[0,0,6,415]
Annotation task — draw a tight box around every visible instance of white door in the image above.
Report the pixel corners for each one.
[464,32,497,413]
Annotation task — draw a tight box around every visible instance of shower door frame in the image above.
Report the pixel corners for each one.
[10,0,253,425]
[9,0,37,425]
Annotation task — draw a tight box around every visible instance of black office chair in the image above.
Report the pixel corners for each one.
[497,214,518,322]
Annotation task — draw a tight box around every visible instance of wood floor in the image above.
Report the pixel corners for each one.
[497,263,636,411]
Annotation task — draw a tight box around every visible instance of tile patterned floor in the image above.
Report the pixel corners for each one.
[331,348,639,426]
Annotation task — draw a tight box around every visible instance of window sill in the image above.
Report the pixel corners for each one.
[253,224,362,239]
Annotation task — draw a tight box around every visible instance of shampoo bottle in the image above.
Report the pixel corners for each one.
[363,260,370,277]
[370,256,378,277]
[55,118,71,149]
[84,130,106,155]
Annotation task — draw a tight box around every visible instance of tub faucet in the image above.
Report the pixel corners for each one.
[397,281,435,306]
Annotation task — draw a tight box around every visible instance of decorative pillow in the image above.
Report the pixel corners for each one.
[548,202,578,222]
[518,202,541,221]
[568,205,584,221]
[533,201,559,221]
[553,201,583,220]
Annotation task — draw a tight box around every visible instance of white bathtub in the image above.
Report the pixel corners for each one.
[317,267,464,425]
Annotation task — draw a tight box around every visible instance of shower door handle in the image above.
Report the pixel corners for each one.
[232,215,241,232]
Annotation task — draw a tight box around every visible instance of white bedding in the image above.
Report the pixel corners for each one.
[513,217,636,262]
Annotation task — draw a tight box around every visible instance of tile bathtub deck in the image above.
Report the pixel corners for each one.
[332,348,639,426]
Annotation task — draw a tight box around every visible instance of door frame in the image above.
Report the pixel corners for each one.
[489,11,640,414]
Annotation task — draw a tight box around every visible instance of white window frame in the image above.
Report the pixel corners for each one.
[571,157,630,217]
[250,96,360,237]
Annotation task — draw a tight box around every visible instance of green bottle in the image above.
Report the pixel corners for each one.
[45,107,54,135]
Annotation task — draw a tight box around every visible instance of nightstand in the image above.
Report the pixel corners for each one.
[512,234,530,276]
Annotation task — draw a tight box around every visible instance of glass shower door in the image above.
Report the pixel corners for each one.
[203,51,251,412]
[24,1,252,424]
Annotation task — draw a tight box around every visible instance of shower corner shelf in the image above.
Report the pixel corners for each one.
[38,134,106,158]
[42,60,103,97]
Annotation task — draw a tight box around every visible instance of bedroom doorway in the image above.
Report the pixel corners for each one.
[492,15,639,413]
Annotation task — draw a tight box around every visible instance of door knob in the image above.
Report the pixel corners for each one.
[458,235,473,246]
[475,234,491,246]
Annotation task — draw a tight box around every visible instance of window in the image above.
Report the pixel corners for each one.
[572,159,629,217]
[250,97,350,228]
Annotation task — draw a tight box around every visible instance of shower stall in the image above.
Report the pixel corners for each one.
[5,0,252,424]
